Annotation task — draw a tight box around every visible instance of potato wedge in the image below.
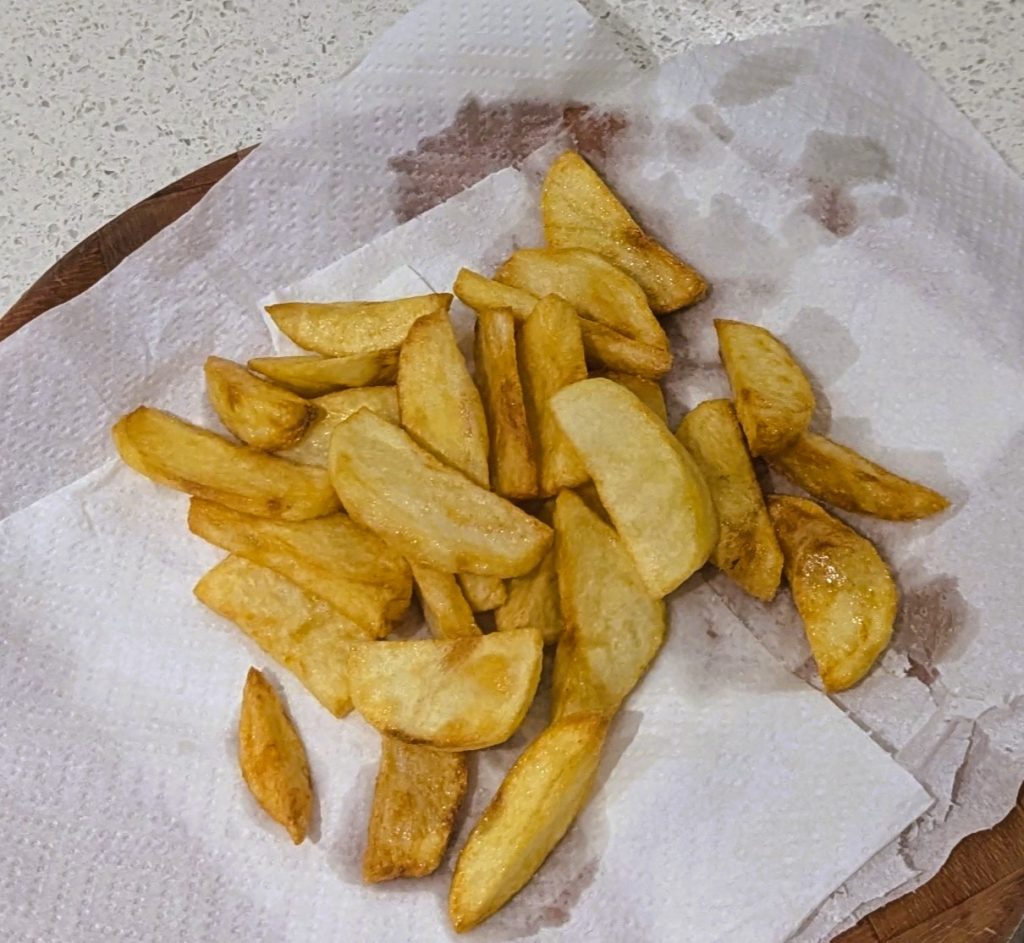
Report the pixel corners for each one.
[112,407,339,520]
[768,495,897,691]
[716,319,814,456]
[196,556,367,716]
[550,379,717,597]
[542,151,708,312]
[399,310,489,487]
[603,372,668,424]
[348,630,543,750]
[770,431,949,521]
[329,409,551,578]
[453,268,535,321]
[238,667,313,844]
[188,499,412,638]
[267,293,452,357]
[579,319,672,379]
[676,400,783,601]
[364,738,468,883]
[449,713,607,932]
[248,352,398,397]
[205,357,318,451]
[281,386,399,467]
[495,501,562,645]
[458,573,507,613]
[411,563,482,640]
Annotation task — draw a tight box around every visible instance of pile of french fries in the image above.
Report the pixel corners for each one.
[112,150,948,931]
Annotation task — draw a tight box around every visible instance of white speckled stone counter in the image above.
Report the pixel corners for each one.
[1,0,1021,312]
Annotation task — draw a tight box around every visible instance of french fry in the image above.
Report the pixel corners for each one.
[676,400,783,601]
[579,319,672,380]
[715,319,814,456]
[448,713,608,932]
[768,495,898,691]
[541,151,708,312]
[195,555,368,716]
[248,352,397,397]
[495,501,562,645]
[329,409,552,578]
[363,738,468,883]
[458,573,507,613]
[603,372,668,424]
[348,630,543,751]
[112,406,339,520]
[453,268,535,321]
[267,293,453,358]
[770,431,949,521]
[399,310,489,487]
[281,386,399,467]
[411,563,482,639]
[238,667,313,844]
[550,379,717,597]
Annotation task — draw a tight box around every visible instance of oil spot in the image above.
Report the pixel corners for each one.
[892,574,972,684]
[668,122,704,158]
[712,48,814,107]
[327,762,377,884]
[706,626,720,640]
[878,195,909,219]
[690,104,734,143]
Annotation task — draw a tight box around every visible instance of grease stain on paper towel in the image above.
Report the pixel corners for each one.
[712,47,814,106]
[892,573,974,685]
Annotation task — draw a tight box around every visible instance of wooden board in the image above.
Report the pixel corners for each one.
[2,150,1023,942]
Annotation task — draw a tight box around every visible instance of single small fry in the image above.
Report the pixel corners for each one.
[281,386,399,467]
[112,406,339,520]
[458,573,507,613]
[453,268,535,321]
[495,501,562,645]
[448,713,608,932]
[238,667,313,844]
[267,293,453,357]
[195,555,368,716]
[579,319,672,380]
[411,563,482,640]
[363,738,468,883]
[248,352,398,397]
[768,495,898,691]
[770,431,950,521]
[602,372,668,424]
[676,400,783,601]
[348,630,543,751]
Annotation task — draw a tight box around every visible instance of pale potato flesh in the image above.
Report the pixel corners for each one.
[347,630,543,751]
[603,372,668,424]
[448,713,607,932]
[112,406,339,520]
[676,399,783,601]
[453,268,536,321]
[542,151,708,312]
[458,573,507,613]
[411,563,482,639]
[550,379,718,598]
[205,356,318,451]
[363,738,468,883]
[770,431,950,521]
[238,667,314,844]
[195,555,368,716]
[267,293,452,357]
[552,491,666,719]
[281,386,399,467]
[768,495,898,691]
[248,352,398,397]
[579,319,672,380]
[329,409,552,578]
[715,319,814,456]
[495,501,562,645]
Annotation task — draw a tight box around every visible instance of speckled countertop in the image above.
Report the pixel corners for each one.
[1,0,1021,313]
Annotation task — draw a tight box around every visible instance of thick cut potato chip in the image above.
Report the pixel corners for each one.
[195,556,368,716]
[579,319,672,379]
[399,311,489,487]
[363,738,468,883]
[768,495,897,691]
[238,667,313,844]
[676,400,783,601]
[495,501,562,645]
[475,308,538,499]
[282,386,399,467]
[458,573,507,613]
[771,431,950,521]
[188,499,412,638]
[411,563,482,639]
[550,379,717,597]
[267,293,452,358]
[205,357,318,451]
[603,372,668,424]
[552,491,666,719]
[519,295,589,495]
[112,407,339,520]
[449,713,607,932]
[348,630,543,751]
[541,151,708,312]
[329,410,552,578]
[715,319,814,456]
[453,268,535,321]
[248,353,397,397]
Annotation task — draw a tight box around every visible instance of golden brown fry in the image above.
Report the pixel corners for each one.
[495,501,562,645]
[458,573,507,613]
[399,310,489,487]
[676,400,783,601]
[348,630,543,751]
[238,667,313,844]
[453,268,536,321]
[363,739,468,883]
[329,409,552,578]
[715,319,814,456]
[112,406,339,520]
[267,293,452,358]
[603,372,668,424]
[411,563,482,640]
[281,386,399,467]
[449,713,607,932]
[768,495,897,691]
[551,379,717,598]
[579,319,672,380]
[248,352,398,397]
[196,556,368,716]
[770,431,949,521]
